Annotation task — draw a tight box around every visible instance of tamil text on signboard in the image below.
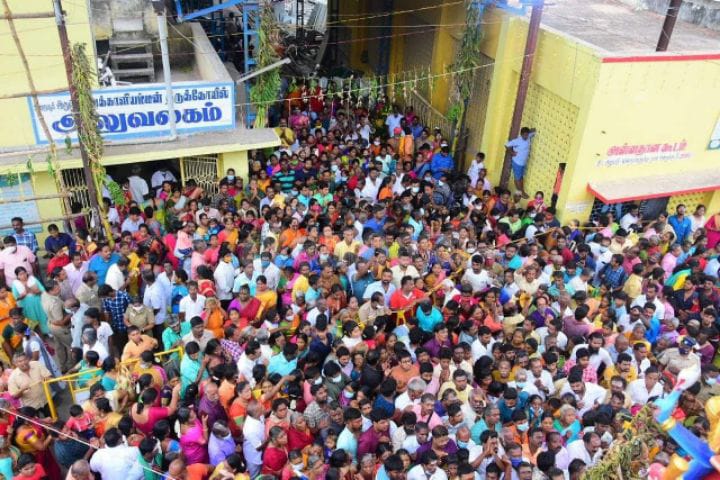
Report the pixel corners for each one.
[595,140,692,167]
[28,81,235,144]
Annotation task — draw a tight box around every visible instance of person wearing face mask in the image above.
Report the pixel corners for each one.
[321,361,348,401]
[254,251,281,291]
[697,364,720,403]
[123,295,155,338]
[0,237,35,286]
[407,450,448,480]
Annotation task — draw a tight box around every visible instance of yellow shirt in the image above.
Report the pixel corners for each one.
[256,290,277,314]
[334,240,361,259]
[622,274,643,301]
[291,275,309,302]
[602,365,638,388]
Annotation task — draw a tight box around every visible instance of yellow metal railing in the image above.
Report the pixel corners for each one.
[43,347,183,420]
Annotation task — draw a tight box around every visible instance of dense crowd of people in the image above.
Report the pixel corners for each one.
[0,99,718,480]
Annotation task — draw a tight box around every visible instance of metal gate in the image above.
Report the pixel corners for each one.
[179,155,220,196]
[61,168,92,211]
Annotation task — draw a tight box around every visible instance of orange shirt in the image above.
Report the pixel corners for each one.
[219,380,235,411]
[390,364,420,393]
[186,464,213,480]
[280,228,305,249]
[121,335,158,361]
[203,308,226,339]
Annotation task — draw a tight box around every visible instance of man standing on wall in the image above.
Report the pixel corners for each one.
[505,126,536,199]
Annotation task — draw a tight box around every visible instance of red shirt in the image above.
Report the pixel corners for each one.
[14,464,46,480]
[389,288,425,311]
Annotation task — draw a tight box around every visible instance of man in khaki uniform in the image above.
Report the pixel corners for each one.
[8,351,51,415]
[41,280,73,372]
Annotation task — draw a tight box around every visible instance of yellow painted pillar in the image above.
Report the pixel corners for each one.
[219,150,249,181]
[480,17,523,184]
[429,4,456,115]
[389,11,405,76]
[704,190,720,216]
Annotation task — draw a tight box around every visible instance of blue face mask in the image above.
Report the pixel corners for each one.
[511,458,523,469]
[227,175,235,181]
[261,260,270,268]
[457,440,468,449]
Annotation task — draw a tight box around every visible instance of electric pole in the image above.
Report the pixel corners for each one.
[52,0,101,225]
[656,0,683,52]
[499,0,544,189]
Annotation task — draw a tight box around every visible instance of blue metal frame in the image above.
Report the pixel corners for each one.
[175,0,245,22]
[243,2,259,125]
[489,0,541,15]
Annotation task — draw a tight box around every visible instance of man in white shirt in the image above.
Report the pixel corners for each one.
[90,428,144,480]
[243,401,266,478]
[570,332,614,374]
[363,270,396,306]
[254,252,280,290]
[627,367,663,405]
[142,271,166,337]
[620,205,641,231]
[155,262,173,309]
[528,358,555,399]
[237,340,263,386]
[569,267,592,293]
[471,327,495,361]
[385,108,403,137]
[127,167,149,205]
[151,167,177,193]
[560,370,607,416]
[214,253,236,303]
[360,168,382,202]
[233,262,259,295]
[631,284,665,319]
[395,378,426,411]
[461,255,492,292]
[306,297,332,327]
[407,451,448,480]
[390,251,420,289]
[504,126,536,197]
[567,432,603,467]
[179,282,206,321]
[105,257,128,293]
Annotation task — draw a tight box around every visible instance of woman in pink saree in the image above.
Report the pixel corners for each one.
[705,212,720,249]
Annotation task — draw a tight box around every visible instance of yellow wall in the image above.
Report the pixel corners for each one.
[0,0,95,149]
[220,150,249,181]
[559,58,720,220]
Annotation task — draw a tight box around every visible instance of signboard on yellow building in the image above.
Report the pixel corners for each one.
[28,81,235,144]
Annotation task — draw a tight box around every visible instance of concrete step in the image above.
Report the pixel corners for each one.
[111,53,154,62]
[112,67,156,80]
[109,37,153,47]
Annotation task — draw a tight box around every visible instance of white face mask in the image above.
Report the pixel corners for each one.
[332,374,342,383]
[7,246,16,254]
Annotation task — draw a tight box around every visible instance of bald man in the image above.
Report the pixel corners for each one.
[66,460,92,480]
